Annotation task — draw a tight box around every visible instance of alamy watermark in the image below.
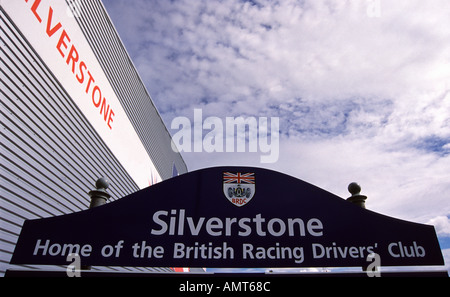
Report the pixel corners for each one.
[65,252,381,277]
[66,253,81,277]
[366,253,381,277]
[366,0,382,18]
[170,109,280,164]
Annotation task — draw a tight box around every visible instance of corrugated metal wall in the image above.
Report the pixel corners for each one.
[71,0,187,179]
[0,3,179,275]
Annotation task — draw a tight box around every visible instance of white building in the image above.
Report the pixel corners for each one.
[1,0,187,276]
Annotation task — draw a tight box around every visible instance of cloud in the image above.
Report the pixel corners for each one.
[105,0,450,116]
[103,0,450,227]
[428,216,450,237]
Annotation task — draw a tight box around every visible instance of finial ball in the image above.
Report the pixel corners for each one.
[348,182,361,195]
[95,177,109,190]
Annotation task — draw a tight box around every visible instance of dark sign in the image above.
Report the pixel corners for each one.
[11,167,444,268]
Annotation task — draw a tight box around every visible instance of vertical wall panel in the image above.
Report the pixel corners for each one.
[0,6,174,275]
[71,0,188,179]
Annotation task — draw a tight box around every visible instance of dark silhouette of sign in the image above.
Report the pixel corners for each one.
[11,167,444,268]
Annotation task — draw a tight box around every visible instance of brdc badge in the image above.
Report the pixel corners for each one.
[223,172,255,207]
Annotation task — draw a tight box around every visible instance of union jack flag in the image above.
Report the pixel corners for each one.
[223,172,255,184]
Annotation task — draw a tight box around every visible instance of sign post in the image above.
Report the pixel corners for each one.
[9,167,446,272]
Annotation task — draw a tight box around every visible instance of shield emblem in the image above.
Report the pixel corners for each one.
[223,172,255,207]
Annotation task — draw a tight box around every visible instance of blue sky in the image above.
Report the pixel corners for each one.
[102,0,450,272]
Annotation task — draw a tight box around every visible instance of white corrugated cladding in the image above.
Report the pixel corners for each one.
[74,0,187,180]
[0,0,185,275]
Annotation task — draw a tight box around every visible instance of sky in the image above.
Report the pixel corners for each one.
[101,0,450,272]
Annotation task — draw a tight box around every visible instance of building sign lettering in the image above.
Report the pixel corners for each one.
[10,167,444,268]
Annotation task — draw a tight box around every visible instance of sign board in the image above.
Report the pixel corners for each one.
[11,167,444,268]
[2,0,161,187]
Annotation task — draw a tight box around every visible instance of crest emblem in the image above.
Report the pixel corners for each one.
[223,172,255,207]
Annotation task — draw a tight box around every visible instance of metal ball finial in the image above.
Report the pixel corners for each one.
[348,182,361,196]
[88,177,111,209]
[95,177,109,190]
[346,182,367,209]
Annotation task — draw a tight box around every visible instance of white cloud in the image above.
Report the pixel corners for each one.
[103,0,450,226]
[105,0,450,118]
[427,216,450,237]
